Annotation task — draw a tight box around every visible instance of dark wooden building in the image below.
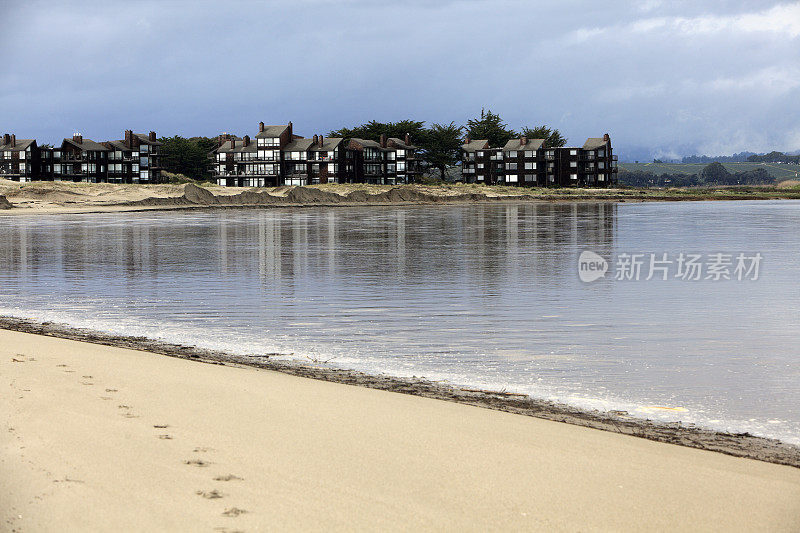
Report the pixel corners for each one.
[0,134,39,182]
[461,133,617,187]
[105,131,163,183]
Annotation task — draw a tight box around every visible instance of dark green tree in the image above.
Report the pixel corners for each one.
[520,125,567,148]
[699,161,731,184]
[329,120,427,143]
[464,109,516,147]
[421,122,463,180]
[158,136,214,180]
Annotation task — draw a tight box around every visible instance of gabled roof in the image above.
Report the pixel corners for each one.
[215,140,258,153]
[388,137,417,150]
[283,138,315,152]
[309,137,345,151]
[62,138,110,151]
[350,138,389,151]
[502,138,545,151]
[106,140,130,151]
[0,139,35,152]
[255,125,290,139]
[132,133,162,146]
[461,139,489,152]
[582,138,608,150]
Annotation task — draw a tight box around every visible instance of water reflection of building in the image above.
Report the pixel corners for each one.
[0,204,616,299]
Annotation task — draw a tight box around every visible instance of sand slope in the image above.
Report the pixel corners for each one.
[2,329,799,532]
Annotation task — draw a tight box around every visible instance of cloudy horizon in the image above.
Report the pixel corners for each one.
[2,0,799,161]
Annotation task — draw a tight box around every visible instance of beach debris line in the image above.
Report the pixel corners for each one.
[460,387,528,397]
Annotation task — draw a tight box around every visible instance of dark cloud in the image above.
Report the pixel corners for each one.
[1,0,797,159]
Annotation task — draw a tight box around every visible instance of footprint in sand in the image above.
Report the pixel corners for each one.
[56,364,67,367]
[105,388,117,393]
[214,474,243,482]
[193,447,215,453]
[100,396,112,400]
[196,489,224,499]
[153,424,169,429]
[157,434,173,440]
[221,507,247,517]
[184,459,211,467]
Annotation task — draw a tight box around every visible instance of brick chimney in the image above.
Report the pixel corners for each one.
[380,133,387,148]
[404,133,410,145]
[230,139,235,149]
[125,130,133,148]
[149,131,157,142]
[243,135,250,147]
[318,134,324,147]
[520,136,527,147]
[465,136,470,144]
[259,121,265,133]
[288,121,292,138]
[73,133,83,144]
[11,134,16,147]
[313,134,318,145]
[603,133,610,142]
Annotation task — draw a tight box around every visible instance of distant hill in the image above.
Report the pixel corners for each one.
[619,161,800,182]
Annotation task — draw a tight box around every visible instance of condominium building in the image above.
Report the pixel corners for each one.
[213,124,418,186]
[461,133,617,187]
[1,130,162,183]
[104,131,163,183]
[0,134,39,182]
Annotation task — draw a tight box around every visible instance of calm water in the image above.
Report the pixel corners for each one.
[1,202,799,444]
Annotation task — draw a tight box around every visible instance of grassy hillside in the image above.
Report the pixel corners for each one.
[620,161,800,181]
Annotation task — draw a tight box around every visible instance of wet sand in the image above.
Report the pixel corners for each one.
[2,326,800,531]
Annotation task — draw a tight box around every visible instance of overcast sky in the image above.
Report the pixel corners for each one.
[2,0,799,160]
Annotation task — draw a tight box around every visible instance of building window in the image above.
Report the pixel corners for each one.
[476,151,484,157]
[507,150,517,158]
[570,149,578,156]
[507,174,518,182]
[524,150,533,158]
[570,173,578,180]
[477,163,484,169]
[524,162,536,170]
[524,174,535,182]
[570,161,577,167]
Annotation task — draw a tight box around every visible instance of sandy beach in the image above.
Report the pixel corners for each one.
[2,328,799,531]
